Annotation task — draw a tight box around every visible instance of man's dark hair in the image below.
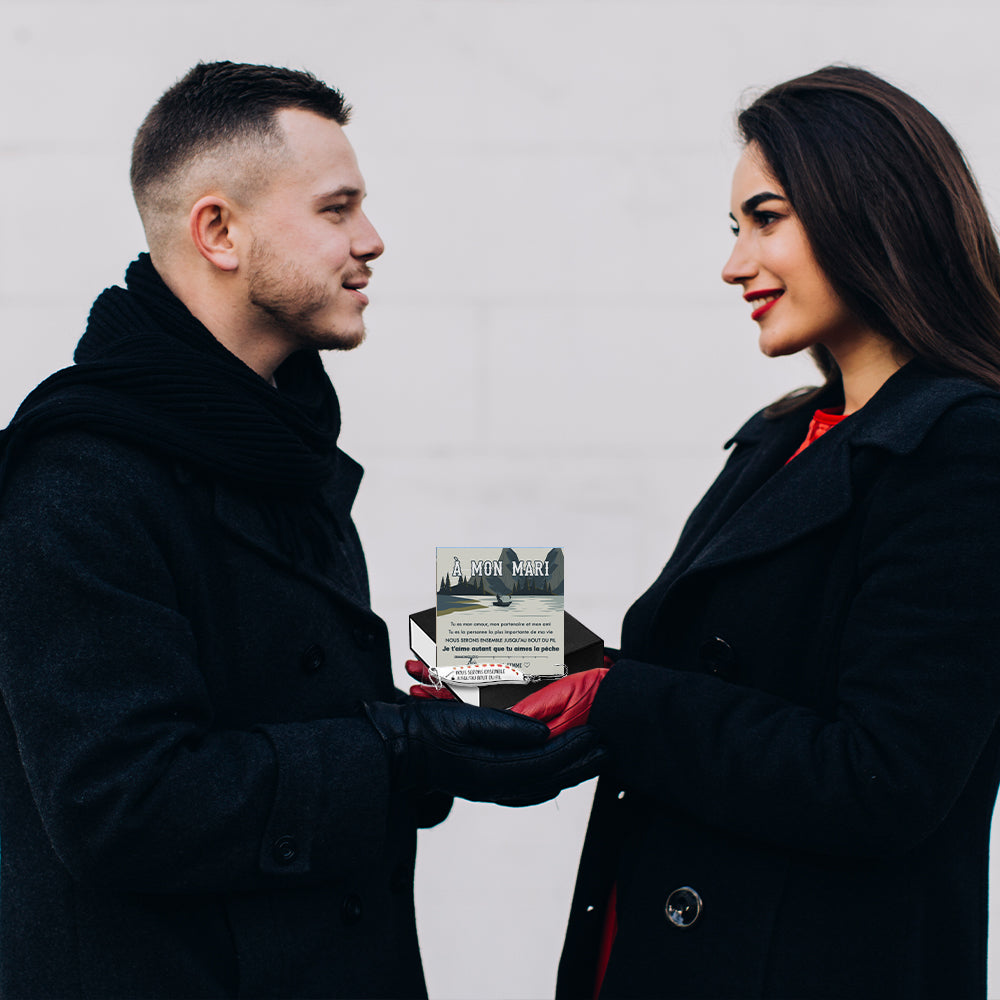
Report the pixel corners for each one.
[131,61,351,237]
[739,65,1000,408]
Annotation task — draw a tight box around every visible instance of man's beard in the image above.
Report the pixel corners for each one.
[246,238,365,352]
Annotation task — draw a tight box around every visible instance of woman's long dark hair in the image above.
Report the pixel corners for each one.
[738,66,1000,411]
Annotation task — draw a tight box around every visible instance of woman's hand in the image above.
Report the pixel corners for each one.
[405,658,457,700]
[510,667,609,737]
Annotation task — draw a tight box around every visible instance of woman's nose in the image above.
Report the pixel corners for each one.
[721,236,756,285]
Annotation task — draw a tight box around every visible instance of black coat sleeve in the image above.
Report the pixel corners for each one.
[0,432,395,892]
[590,403,1000,857]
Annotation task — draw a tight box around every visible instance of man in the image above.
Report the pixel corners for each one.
[0,62,602,999]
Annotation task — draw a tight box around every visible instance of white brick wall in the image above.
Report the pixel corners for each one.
[2,1,999,995]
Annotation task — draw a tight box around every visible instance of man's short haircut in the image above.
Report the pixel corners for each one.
[131,61,351,243]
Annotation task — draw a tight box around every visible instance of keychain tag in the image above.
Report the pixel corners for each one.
[431,663,527,686]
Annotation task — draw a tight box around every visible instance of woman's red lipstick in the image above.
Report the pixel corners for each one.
[744,289,784,321]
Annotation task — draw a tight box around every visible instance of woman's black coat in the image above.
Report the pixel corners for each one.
[558,363,1000,999]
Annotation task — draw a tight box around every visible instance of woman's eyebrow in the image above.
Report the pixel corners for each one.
[741,191,788,215]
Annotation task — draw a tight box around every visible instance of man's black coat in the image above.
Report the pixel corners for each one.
[558,363,1000,999]
[0,426,447,998]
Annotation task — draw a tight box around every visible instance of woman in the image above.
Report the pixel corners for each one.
[516,66,1000,998]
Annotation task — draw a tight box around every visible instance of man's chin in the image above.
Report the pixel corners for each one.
[332,328,366,351]
[306,326,367,353]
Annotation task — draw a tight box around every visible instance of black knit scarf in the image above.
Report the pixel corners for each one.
[1,254,344,498]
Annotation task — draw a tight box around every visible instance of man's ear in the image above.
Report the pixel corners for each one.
[189,196,241,272]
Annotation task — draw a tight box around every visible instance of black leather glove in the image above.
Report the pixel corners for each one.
[364,699,605,805]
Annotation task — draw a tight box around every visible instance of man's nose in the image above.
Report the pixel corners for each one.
[354,211,384,261]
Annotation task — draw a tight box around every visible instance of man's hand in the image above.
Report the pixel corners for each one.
[365,699,604,805]
[510,667,609,737]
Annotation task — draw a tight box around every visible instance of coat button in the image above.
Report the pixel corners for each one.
[300,643,326,673]
[272,836,298,866]
[341,893,363,925]
[699,636,737,681]
[665,886,703,928]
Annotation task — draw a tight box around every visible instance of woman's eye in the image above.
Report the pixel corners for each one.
[753,210,781,227]
[730,222,740,236]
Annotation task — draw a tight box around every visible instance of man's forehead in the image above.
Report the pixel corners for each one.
[274,107,365,192]
[275,107,352,156]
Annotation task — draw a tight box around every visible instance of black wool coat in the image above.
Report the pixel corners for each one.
[0,430,449,999]
[558,363,1000,1000]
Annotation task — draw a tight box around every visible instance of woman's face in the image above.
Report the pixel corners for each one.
[722,143,870,360]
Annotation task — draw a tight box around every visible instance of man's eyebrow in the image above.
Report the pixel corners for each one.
[315,186,363,201]
[740,191,787,215]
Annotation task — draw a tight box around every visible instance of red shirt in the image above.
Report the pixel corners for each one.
[786,407,847,462]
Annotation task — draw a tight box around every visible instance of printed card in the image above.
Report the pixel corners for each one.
[434,547,565,688]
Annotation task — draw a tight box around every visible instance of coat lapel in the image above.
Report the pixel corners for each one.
[677,363,996,584]
[686,423,853,576]
[665,405,812,576]
[212,448,375,613]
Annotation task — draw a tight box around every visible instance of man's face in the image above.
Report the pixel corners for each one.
[243,108,384,355]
